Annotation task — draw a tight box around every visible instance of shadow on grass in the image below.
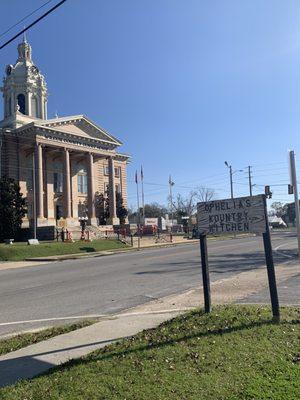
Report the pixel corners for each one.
[37,313,299,380]
[79,247,96,253]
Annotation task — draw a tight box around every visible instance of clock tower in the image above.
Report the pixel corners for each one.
[1,37,48,121]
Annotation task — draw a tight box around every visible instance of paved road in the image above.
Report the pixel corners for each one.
[0,231,297,337]
[240,273,300,305]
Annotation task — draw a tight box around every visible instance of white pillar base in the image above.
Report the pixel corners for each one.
[37,217,49,227]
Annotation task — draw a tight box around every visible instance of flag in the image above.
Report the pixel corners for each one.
[141,165,144,181]
[135,170,138,184]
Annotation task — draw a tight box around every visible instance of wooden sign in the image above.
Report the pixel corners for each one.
[197,193,279,321]
[197,195,266,235]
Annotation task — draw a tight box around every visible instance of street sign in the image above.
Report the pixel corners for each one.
[197,195,266,235]
[196,194,280,322]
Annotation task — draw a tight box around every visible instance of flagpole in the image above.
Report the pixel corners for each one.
[135,171,141,250]
[141,166,145,220]
[169,175,174,230]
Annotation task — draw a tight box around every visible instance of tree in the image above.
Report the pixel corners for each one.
[0,177,26,241]
[169,187,216,223]
[195,186,215,202]
[270,201,285,217]
[284,202,297,225]
[116,192,128,225]
[143,202,168,218]
[171,192,197,222]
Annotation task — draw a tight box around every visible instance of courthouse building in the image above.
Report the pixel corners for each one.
[0,38,130,228]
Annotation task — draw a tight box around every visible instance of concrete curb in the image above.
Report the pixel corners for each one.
[24,240,199,262]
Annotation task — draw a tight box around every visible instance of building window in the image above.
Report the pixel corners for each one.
[54,172,63,193]
[115,167,120,178]
[17,93,26,114]
[115,184,121,194]
[78,174,87,194]
[103,165,109,176]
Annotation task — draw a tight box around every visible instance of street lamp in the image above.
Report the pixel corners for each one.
[224,161,243,199]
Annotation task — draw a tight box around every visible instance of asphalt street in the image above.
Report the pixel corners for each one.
[0,231,297,337]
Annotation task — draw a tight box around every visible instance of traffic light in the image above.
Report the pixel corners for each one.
[288,184,294,194]
[265,185,272,198]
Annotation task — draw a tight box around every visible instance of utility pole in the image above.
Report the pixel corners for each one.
[169,175,174,227]
[289,150,300,256]
[229,165,233,198]
[248,165,253,197]
[224,161,234,198]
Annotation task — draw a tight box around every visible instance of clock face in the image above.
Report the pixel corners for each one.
[6,65,12,76]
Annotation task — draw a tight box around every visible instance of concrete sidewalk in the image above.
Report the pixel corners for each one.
[0,312,176,387]
[0,259,298,388]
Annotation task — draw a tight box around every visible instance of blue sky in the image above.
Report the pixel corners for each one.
[1,0,300,209]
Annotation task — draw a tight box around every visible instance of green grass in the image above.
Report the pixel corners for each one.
[0,320,96,356]
[0,305,299,399]
[0,239,128,261]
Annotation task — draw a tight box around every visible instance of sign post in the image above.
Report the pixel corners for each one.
[197,194,280,321]
[199,234,211,313]
[288,150,300,256]
[262,195,280,322]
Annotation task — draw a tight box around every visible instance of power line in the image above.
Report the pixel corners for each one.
[0,0,53,40]
[0,0,67,50]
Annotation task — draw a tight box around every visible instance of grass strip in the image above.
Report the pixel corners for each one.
[0,305,299,399]
[0,239,127,261]
[0,320,96,356]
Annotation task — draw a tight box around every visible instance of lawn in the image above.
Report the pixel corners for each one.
[0,305,299,399]
[0,320,96,356]
[0,239,128,261]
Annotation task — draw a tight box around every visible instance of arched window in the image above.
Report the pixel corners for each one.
[17,94,26,114]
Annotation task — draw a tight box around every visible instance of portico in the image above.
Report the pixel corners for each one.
[30,141,123,227]
[0,38,130,229]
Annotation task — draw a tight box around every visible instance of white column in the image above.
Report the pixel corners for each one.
[41,94,45,119]
[108,156,119,225]
[44,100,48,119]
[27,91,31,116]
[36,143,44,218]
[63,148,71,218]
[87,153,96,222]
[46,152,54,219]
